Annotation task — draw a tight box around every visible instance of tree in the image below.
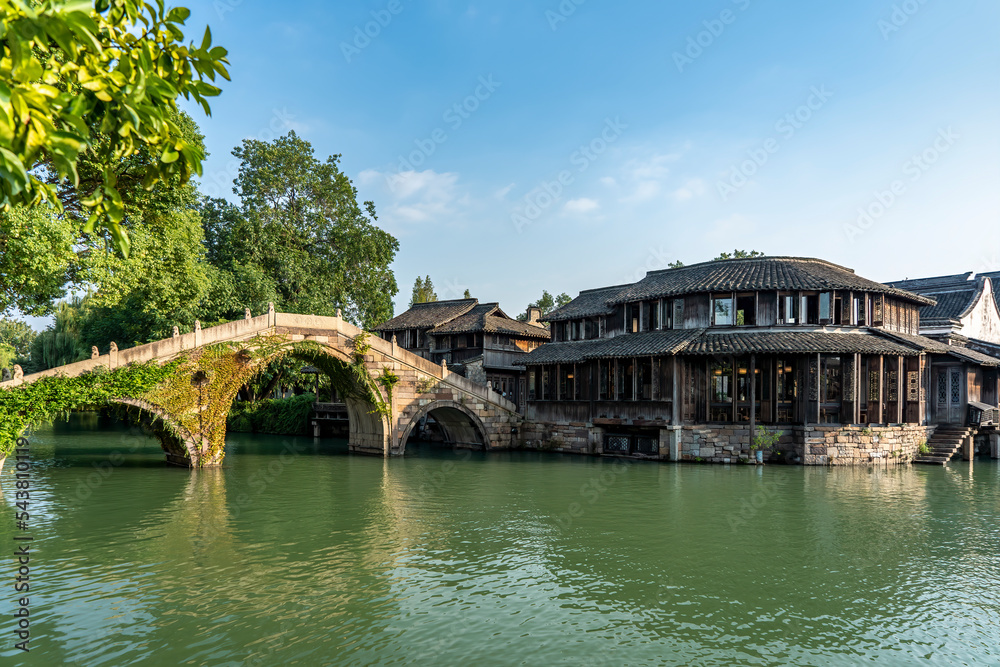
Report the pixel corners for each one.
[78,209,212,347]
[200,132,399,329]
[0,319,37,358]
[714,249,765,260]
[666,251,765,268]
[463,289,472,299]
[25,297,91,372]
[0,205,79,316]
[518,290,571,321]
[0,342,14,373]
[0,0,229,255]
[409,276,438,307]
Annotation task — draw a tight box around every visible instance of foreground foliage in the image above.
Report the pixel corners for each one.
[0,0,229,254]
[0,359,181,457]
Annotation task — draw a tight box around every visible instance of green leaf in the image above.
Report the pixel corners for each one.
[166,7,191,23]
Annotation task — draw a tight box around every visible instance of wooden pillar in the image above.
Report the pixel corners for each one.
[854,353,862,424]
[749,354,757,445]
[610,359,619,401]
[632,357,638,401]
[897,356,905,424]
[876,355,884,424]
[813,353,821,425]
[556,364,561,401]
[705,358,710,422]
[731,356,737,424]
[672,356,681,425]
[772,357,779,424]
[651,355,657,401]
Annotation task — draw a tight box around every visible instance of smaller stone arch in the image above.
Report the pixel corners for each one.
[396,400,489,456]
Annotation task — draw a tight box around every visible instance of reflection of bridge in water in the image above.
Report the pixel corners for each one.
[1,306,521,467]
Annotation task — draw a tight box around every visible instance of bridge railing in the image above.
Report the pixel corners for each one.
[273,313,517,412]
[1,309,520,413]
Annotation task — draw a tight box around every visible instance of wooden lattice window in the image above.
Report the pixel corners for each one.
[844,357,855,401]
[907,371,919,402]
[635,437,658,454]
[604,435,630,452]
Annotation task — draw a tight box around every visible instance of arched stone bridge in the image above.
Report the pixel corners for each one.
[0,308,521,467]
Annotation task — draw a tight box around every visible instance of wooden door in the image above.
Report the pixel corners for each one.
[934,366,965,424]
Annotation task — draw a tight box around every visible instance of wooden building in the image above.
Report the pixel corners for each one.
[519,257,1000,464]
[374,298,549,409]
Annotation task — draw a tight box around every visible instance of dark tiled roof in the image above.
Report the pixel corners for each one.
[431,304,550,340]
[523,328,928,364]
[874,330,1000,366]
[889,274,999,324]
[680,331,920,357]
[374,299,477,331]
[585,329,704,359]
[519,340,610,365]
[545,284,632,322]
[482,315,551,340]
[888,272,973,292]
[521,330,701,365]
[611,257,935,306]
[915,289,977,322]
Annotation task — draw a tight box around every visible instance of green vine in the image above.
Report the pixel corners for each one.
[377,368,400,406]
[0,360,183,457]
[352,331,372,361]
[0,331,398,464]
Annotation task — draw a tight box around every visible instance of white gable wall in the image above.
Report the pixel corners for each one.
[960,278,1000,344]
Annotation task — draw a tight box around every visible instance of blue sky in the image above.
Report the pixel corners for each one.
[177,0,998,318]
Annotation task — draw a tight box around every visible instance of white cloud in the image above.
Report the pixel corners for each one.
[494,182,516,199]
[671,178,707,201]
[565,198,600,214]
[617,152,686,203]
[360,169,461,224]
[626,153,680,181]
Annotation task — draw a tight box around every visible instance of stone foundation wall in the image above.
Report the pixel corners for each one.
[680,424,934,465]
[519,420,596,455]
[519,418,935,466]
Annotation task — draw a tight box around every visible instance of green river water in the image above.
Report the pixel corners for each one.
[1,418,999,666]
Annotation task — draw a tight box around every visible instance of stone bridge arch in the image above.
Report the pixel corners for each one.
[395,400,489,455]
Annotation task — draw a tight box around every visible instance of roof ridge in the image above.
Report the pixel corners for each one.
[577,283,635,295]
[412,298,478,307]
[644,256,857,278]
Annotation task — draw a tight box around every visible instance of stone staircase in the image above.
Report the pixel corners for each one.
[913,426,974,465]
